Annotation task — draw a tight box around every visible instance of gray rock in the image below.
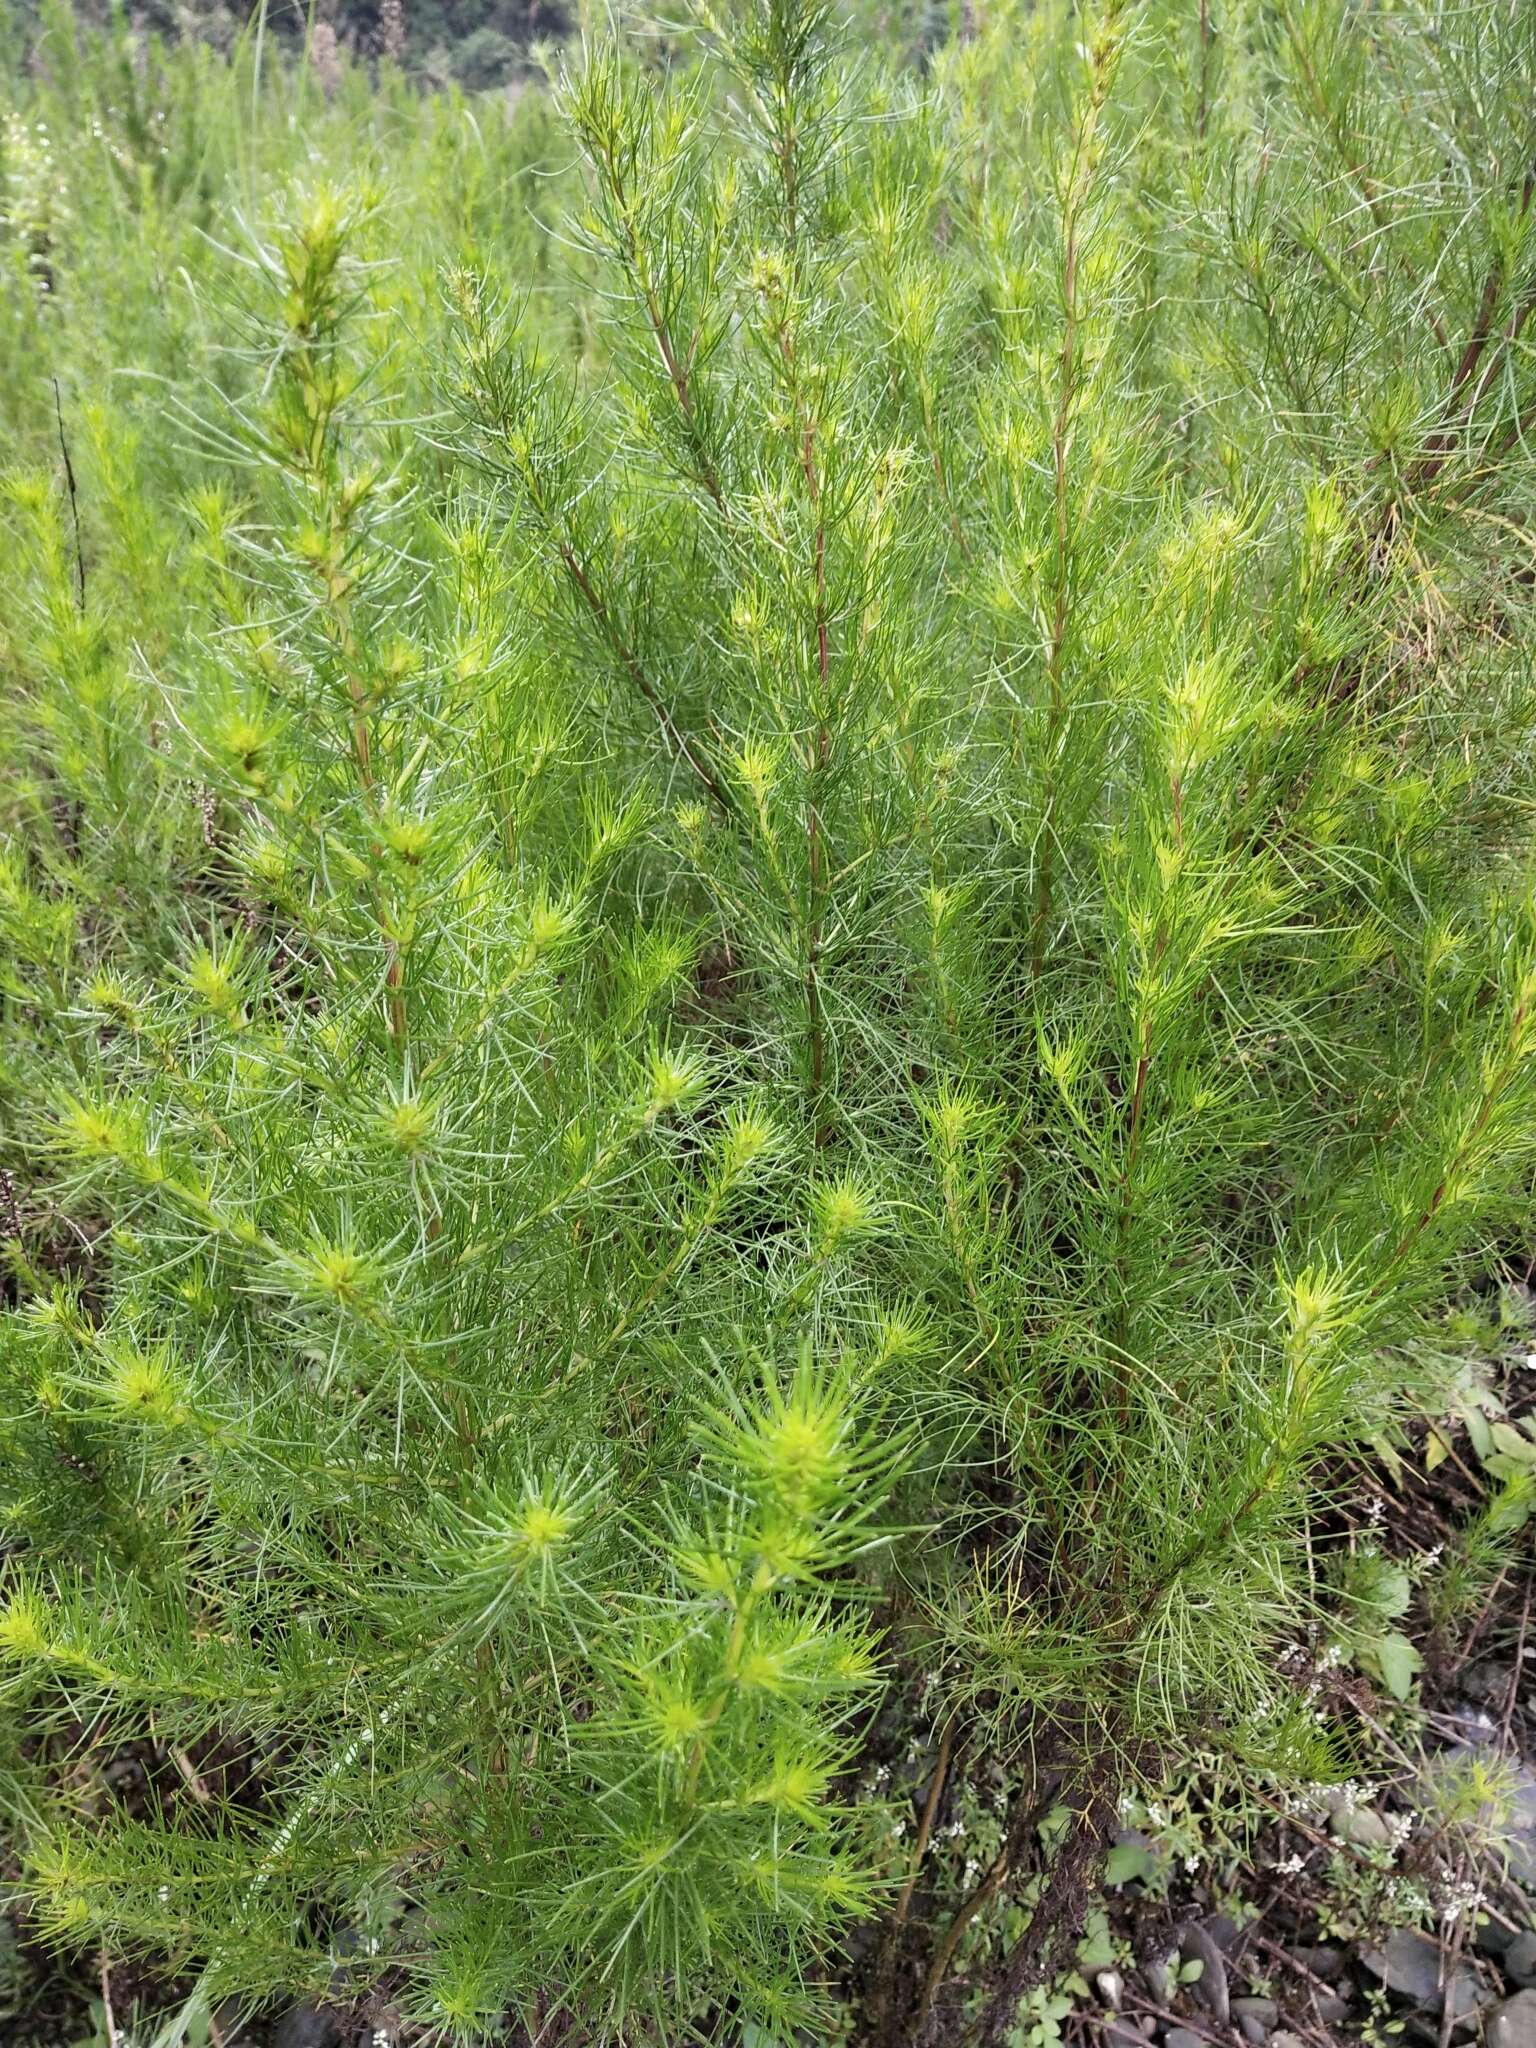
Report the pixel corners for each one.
[1325,1790,1390,1847]
[1202,1911,1239,1952]
[1233,1998,1280,2028]
[1271,2035,1307,2048]
[1362,1928,1448,2006]
[1446,1972,1492,2029]
[1361,1933,1489,2027]
[1465,1662,1516,1707]
[1481,1919,1519,1957]
[1097,1968,1126,2009]
[1294,1944,1346,1982]
[1443,1705,1499,1751]
[272,2005,340,2048]
[1163,2031,1206,2048]
[1143,1952,1178,2004]
[1237,2020,1266,2045]
[1506,1772,1536,1885]
[1506,1933,1536,1987]
[1490,1991,1536,2048]
[1314,1996,1351,2024]
[1179,1922,1230,2025]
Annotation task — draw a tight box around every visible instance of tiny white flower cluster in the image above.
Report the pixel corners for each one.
[1271,1851,1305,1876]
[1440,1874,1486,1922]
[1278,1777,1376,1821]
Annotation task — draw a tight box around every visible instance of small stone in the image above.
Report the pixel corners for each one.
[1490,1991,1536,2048]
[1314,1995,1351,2024]
[272,2005,340,2048]
[1163,2030,1206,2048]
[1237,2019,1266,2045]
[1502,1773,1536,1885]
[1271,2035,1307,2048]
[1233,1998,1280,2028]
[1294,1945,1345,1983]
[1443,1705,1499,1751]
[1143,1952,1177,2004]
[1179,1922,1230,2025]
[1326,1796,1390,1848]
[1445,1972,1492,2029]
[1507,1933,1536,1987]
[1097,1968,1126,2009]
[1202,1911,1239,1952]
[1480,1919,1519,1958]
[1465,1662,1516,1707]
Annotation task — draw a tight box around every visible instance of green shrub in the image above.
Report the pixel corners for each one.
[2,0,1536,2042]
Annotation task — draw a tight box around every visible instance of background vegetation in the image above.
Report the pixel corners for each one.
[2,0,1536,2043]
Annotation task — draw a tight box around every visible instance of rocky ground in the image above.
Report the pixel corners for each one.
[1061,1650,1536,2048]
[1057,1287,1536,2048]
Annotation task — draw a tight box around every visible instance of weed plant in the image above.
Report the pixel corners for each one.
[2,0,1536,2041]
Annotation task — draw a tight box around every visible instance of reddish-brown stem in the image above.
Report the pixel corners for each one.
[892,1721,957,1933]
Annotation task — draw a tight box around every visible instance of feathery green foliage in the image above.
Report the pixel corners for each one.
[3,0,1536,2040]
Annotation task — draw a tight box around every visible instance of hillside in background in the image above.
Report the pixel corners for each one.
[5,0,574,89]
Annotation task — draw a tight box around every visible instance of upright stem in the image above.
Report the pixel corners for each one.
[1030,8,1121,976]
[588,130,730,518]
[518,456,731,814]
[763,44,833,1142]
[321,545,408,1057]
[782,334,832,1144]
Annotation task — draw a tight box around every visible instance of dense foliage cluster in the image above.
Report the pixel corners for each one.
[2,0,1536,2041]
